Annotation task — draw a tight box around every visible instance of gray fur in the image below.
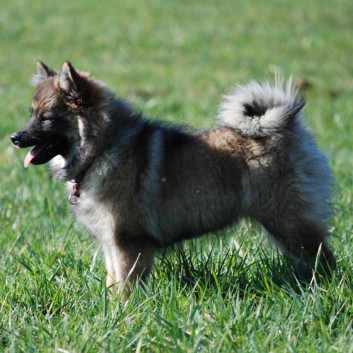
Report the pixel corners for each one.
[12,62,335,297]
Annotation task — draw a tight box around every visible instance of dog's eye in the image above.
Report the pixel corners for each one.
[42,113,54,121]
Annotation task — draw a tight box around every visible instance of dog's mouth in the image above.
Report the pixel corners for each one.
[24,137,69,167]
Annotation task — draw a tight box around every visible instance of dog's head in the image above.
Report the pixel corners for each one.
[11,61,110,178]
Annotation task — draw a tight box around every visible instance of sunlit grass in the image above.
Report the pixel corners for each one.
[1,0,353,352]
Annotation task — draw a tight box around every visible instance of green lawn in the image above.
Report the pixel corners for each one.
[1,0,353,352]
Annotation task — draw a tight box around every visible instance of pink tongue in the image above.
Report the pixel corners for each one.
[24,150,36,168]
[24,145,45,168]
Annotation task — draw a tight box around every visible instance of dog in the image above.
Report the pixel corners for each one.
[11,61,335,295]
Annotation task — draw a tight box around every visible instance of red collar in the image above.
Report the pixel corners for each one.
[68,173,85,205]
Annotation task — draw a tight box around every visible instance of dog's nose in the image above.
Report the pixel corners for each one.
[10,132,21,147]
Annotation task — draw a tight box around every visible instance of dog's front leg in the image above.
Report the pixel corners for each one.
[102,235,157,299]
[102,244,119,291]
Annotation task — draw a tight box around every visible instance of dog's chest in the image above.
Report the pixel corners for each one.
[67,182,116,245]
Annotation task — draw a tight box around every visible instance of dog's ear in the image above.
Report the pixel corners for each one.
[59,62,82,94]
[32,61,56,85]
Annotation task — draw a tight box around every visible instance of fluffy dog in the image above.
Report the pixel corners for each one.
[11,61,335,294]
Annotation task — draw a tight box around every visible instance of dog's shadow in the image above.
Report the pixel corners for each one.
[151,242,333,300]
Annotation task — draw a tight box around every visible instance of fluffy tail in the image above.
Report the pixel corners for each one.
[217,79,305,138]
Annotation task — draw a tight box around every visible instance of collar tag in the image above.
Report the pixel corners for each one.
[68,182,80,205]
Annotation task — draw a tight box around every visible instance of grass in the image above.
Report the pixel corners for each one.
[1,0,353,351]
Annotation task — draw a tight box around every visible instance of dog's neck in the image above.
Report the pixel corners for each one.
[68,162,93,205]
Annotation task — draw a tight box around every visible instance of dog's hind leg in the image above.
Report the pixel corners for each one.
[249,144,335,275]
[103,235,157,298]
[262,218,335,274]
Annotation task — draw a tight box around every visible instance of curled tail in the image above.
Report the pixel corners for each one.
[217,79,305,138]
